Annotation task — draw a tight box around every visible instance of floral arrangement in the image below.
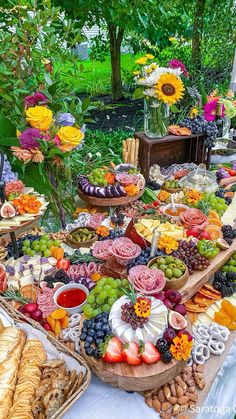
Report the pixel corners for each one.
[157,234,179,254]
[170,334,193,361]
[204,89,236,121]
[7,92,85,227]
[134,55,187,106]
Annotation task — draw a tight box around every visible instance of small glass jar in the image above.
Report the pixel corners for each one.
[144,98,169,138]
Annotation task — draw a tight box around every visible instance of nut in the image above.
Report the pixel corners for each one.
[178,396,189,405]
[187,386,196,394]
[163,384,171,400]
[170,383,176,397]
[161,401,172,412]
[196,364,204,372]
[175,376,187,391]
[179,403,188,413]
[169,396,178,405]
[172,404,181,416]
[192,363,197,371]
[157,388,165,403]
[145,398,153,408]
[178,416,190,419]
[153,399,161,412]
[198,379,206,390]
[187,393,198,402]
[176,385,184,398]
[183,366,192,374]
[160,413,172,419]
[144,391,152,398]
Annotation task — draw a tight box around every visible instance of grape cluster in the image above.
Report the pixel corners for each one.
[172,240,210,275]
[197,193,227,217]
[146,180,161,191]
[127,248,164,271]
[213,271,236,297]
[88,168,108,186]
[121,302,149,329]
[21,234,61,258]
[6,234,42,259]
[83,277,129,319]
[80,312,112,358]
[221,225,236,245]
[179,115,218,148]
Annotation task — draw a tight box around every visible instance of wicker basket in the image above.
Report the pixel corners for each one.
[0,296,91,419]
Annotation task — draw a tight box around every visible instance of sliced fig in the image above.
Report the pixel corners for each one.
[216,238,230,250]
[168,310,188,330]
[0,202,16,218]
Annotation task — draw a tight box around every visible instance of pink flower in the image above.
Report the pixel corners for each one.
[31,149,44,162]
[53,135,61,146]
[168,59,189,77]
[19,128,42,149]
[204,99,225,121]
[24,92,48,108]
[11,147,33,163]
[5,180,24,197]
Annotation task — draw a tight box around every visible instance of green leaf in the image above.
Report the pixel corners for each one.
[0,114,16,139]
[132,87,144,100]
[170,105,180,113]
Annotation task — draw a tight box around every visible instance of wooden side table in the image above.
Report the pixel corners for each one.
[135,132,211,180]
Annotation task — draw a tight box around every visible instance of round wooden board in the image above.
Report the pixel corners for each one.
[77,187,144,207]
[0,216,41,236]
[81,343,186,392]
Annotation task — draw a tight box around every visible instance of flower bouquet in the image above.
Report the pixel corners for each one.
[133,55,187,138]
[204,89,236,137]
[4,92,85,228]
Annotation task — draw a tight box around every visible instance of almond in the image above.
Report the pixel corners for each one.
[153,398,161,412]
[145,397,153,408]
[157,388,165,403]
[172,404,181,416]
[169,396,178,405]
[198,379,206,390]
[196,364,204,372]
[187,393,198,402]
[163,384,171,400]
[176,385,184,398]
[161,401,171,412]
[175,376,187,391]
[178,396,189,405]
[160,413,172,419]
[187,386,196,394]
[179,403,188,413]
[170,383,176,397]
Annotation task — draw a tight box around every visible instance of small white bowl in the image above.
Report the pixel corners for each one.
[162,203,189,221]
[53,283,89,314]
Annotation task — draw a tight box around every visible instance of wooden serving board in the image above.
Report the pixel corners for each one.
[0,216,41,236]
[181,240,236,302]
[77,187,144,207]
[81,344,186,392]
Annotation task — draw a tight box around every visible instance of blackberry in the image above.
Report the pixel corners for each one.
[226,272,236,281]
[215,190,225,198]
[161,350,173,364]
[212,281,222,291]
[44,275,54,283]
[54,269,69,280]
[222,225,233,233]
[225,197,232,205]
[214,271,225,281]
[156,338,169,353]
[224,237,233,245]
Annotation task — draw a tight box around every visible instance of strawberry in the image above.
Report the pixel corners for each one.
[140,341,161,364]
[122,341,142,365]
[101,336,123,363]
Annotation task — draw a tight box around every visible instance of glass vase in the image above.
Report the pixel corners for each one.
[144,98,169,138]
[222,117,231,138]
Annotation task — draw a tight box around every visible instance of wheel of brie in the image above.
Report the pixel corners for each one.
[109,295,168,344]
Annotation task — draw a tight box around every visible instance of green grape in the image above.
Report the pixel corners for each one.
[108,298,116,306]
[95,285,103,293]
[46,240,54,248]
[116,279,122,286]
[121,278,129,287]
[53,239,61,247]
[44,249,51,257]
[100,290,107,300]
[32,240,39,249]
[34,244,40,251]
[40,244,47,252]
[28,249,36,256]
[25,248,32,255]
[107,289,116,298]
[99,278,106,286]
[92,309,100,317]
[96,296,103,305]
[22,246,27,253]
[42,234,50,241]
[23,240,30,247]
[103,304,110,312]
[104,284,111,292]
[87,294,95,304]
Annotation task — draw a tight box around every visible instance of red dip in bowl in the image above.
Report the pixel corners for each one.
[57,288,87,308]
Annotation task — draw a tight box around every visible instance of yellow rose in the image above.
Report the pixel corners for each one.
[135,57,147,65]
[57,126,84,149]
[26,106,53,131]
[146,54,154,59]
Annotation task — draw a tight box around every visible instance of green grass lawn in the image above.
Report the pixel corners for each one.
[59,53,136,95]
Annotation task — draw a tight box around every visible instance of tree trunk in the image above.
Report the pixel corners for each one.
[107,23,124,100]
[191,0,206,71]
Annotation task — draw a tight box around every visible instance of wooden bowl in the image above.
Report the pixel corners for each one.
[148,256,189,290]
[77,187,144,207]
[66,227,98,249]
[162,187,182,193]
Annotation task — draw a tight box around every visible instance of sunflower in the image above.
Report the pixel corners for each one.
[155,73,185,105]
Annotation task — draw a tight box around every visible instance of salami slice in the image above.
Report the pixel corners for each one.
[128,265,166,294]
[110,237,141,265]
[115,173,139,185]
[92,240,114,261]
[180,208,207,229]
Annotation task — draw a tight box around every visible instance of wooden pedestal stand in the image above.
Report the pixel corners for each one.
[135,132,211,180]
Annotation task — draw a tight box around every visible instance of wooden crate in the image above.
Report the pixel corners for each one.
[135,132,211,180]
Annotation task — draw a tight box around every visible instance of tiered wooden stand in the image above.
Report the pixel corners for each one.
[135,132,210,180]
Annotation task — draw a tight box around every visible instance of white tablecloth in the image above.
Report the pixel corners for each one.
[64,341,236,419]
